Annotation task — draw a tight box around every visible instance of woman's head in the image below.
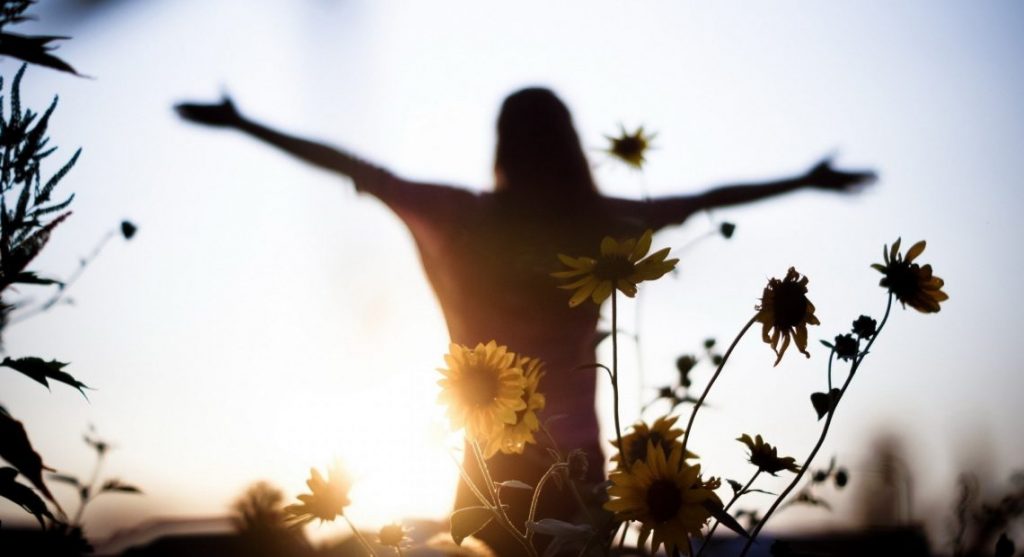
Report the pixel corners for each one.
[494,88,596,197]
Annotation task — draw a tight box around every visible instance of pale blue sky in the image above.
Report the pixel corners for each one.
[2,0,1022,547]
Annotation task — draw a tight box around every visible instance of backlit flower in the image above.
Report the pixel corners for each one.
[871,238,948,313]
[605,125,656,169]
[851,315,877,338]
[378,522,410,548]
[285,463,352,525]
[437,341,527,441]
[755,267,820,366]
[611,415,693,468]
[833,334,859,362]
[605,442,721,554]
[553,229,677,307]
[737,434,800,476]
[481,355,546,458]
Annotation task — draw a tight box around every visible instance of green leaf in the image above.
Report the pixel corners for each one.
[0,467,54,527]
[0,412,57,507]
[1,356,89,397]
[450,506,494,546]
[703,499,748,538]
[819,339,834,349]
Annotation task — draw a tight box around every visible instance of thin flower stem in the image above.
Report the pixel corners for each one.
[447,450,492,508]
[696,469,761,557]
[680,315,758,457]
[395,547,404,557]
[342,514,378,557]
[469,441,537,556]
[739,294,894,557]
[611,290,625,467]
[526,463,568,544]
[827,350,835,392]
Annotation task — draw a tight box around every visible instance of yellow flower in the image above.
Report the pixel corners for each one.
[605,125,656,169]
[481,355,546,458]
[755,267,821,366]
[737,434,800,476]
[437,341,527,441]
[378,522,410,548]
[871,238,948,313]
[553,229,677,307]
[611,415,694,468]
[285,463,352,525]
[605,442,721,555]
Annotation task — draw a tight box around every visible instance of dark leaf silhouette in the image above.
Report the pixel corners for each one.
[703,499,748,538]
[48,472,81,488]
[9,271,61,286]
[995,533,1015,557]
[100,478,142,494]
[728,479,743,495]
[0,466,53,527]
[0,32,80,76]
[0,413,58,509]
[1,356,88,396]
[810,389,841,420]
[450,506,493,546]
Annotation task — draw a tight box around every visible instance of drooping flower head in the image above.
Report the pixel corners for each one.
[611,415,694,468]
[437,341,527,441]
[871,238,948,313]
[285,463,352,525]
[737,434,800,476]
[481,355,546,458]
[605,442,721,555]
[605,124,656,169]
[553,229,678,307]
[755,267,821,366]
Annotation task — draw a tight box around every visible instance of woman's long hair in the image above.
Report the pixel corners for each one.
[494,88,597,200]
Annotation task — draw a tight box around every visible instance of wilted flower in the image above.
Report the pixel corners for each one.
[611,415,693,468]
[851,315,877,338]
[755,267,820,366]
[605,125,656,169]
[481,355,545,458]
[737,434,800,476]
[553,229,677,307]
[285,464,352,525]
[605,442,720,554]
[872,238,948,313]
[833,334,860,362]
[437,341,526,441]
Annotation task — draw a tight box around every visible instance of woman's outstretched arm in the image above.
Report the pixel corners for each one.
[174,96,390,189]
[639,157,877,230]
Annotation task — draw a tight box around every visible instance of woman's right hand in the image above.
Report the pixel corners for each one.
[174,96,241,128]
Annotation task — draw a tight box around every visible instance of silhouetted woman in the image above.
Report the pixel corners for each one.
[177,88,873,555]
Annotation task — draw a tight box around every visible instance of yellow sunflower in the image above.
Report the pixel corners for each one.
[553,229,678,307]
[755,267,821,366]
[871,238,948,313]
[737,434,800,476]
[285,463,352,525]
[437,341,527,441]
[605,124,656,169]
[605,442,721,555]
[481,355,546,458]
[611,415,694,469]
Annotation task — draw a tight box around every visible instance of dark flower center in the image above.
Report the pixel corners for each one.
[646,479,683,522]
[882,262,920,301]
[771,281,809,329]
[593,256,634,280]
[461,365,501,407]
[614,137,644,157]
